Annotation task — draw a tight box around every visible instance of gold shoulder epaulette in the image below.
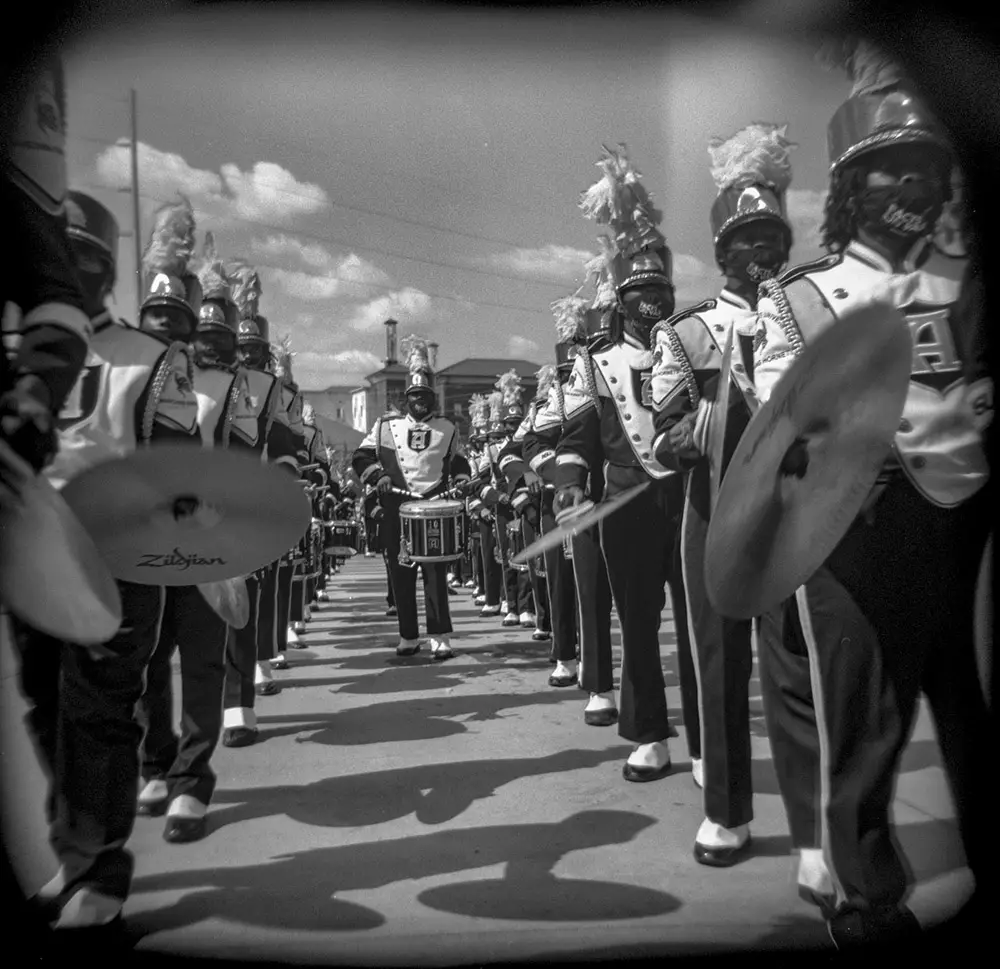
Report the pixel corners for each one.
[777,252,843,287]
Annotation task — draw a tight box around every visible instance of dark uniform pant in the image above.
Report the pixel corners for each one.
[757,477,992,914]
[256,560,280,661]
[224,571,262,713]
[137,585,228,807]
[478,517,503,606]
[383,506,453,641]
[680,464,752,829]
[498,509,533,613]
[11,582,165,901]
[383,555,396,609]
[571,524,615,692]
[540,496,579,663]
[598,467,695,745]
[277,557,295,651]
[521,503,551,632]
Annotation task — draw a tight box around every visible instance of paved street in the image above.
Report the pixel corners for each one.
[0,556,974,964]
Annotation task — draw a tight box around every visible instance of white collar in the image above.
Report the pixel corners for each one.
[718,288,753,312]
[846,237,930,274]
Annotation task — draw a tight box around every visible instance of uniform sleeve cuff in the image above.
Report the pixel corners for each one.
[529,450,555,472]
[512,493,530,511]
[555,453,589,470]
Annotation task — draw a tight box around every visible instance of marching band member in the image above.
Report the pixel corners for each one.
[650,123,796,866]
[524,298,618,717]
[468,393,504,615]
[749,41,992,947]
[498,366,557,642]
[13,193,201,932]
[555,146,696,782]
[135,234,256,841]
[271,336,309,667]
[221,264,298,745]
[490,370,537,628]
[2,56,90,475]
[352,336,471,659]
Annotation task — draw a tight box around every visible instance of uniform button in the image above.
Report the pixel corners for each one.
[617,394,626,402]
[631,433,641,442]
[911,455,926,469]
[641,451,650,459]
[899,419,912,432]
[609,376,618,383]
[733,364,744,373]
[714,325,724,332]
[834,288,848,299]
[601,359,609,366]
[624,414,632,421]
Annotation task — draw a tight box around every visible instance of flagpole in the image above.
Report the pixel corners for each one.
[130,88,142,320]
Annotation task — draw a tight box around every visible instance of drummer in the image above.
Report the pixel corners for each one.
[466,394,502,613]
[9,192,201,934]
[135,237,257,840]
[748,40,991,947]
[352,335,471,659]
[650,123,796,866]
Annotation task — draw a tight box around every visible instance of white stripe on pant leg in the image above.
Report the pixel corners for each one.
[795,583,847,909]
[570,536,588,683]
[678,498,708,816]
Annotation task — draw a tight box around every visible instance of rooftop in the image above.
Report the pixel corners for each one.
[436,358,540,379]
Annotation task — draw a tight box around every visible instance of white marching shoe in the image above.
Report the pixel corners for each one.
[797,848,836,913]
[519,611,535,628]
[583,691,618,726]
[396,637,421,657]
[429,635,454,661]
[287,625,300,646]
[623,741,672,782]
[480,603,500,616]
[694,818,752,867]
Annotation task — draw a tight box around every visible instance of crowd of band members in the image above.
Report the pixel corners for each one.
[1,36,992,950]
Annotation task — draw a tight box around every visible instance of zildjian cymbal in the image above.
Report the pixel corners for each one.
[510,482,650,565]
[704,300,912,620]
[0,442,123,644]
[60,444,312,587]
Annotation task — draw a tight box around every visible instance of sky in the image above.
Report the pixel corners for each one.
[61,2,852,391]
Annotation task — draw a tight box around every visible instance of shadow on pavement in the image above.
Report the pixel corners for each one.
[127,810,677,939]
[251,687,599,746]
[208,747,635,829]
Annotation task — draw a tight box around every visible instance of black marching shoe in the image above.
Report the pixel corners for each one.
[584,707,618,727]
[164,816,207,844]
[222,726,257,748]
[386,606,398,617]
[827,904,922,951]
[694,839,752,868]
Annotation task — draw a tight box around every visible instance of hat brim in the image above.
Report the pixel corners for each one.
[714,212,791,248]
[831,129,951,174]
[141,295,197,323]
[617,272,674,294]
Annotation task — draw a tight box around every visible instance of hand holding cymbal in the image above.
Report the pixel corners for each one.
[0,439,123,644]
[704,301,912,619]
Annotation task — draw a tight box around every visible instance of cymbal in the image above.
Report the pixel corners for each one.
[704,302,912,619]
[198,578,250,629]
[61,444,312,586]
[0,464,123,644]
[510,483,650,565]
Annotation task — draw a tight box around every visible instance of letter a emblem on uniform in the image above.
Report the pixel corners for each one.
[408,427,430,452]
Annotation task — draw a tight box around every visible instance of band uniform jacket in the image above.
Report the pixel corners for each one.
[752,239,991,508]
[44,314,199,490]
[649,289,758,477]
[554,332,674,497]
[523,380,606,504]
[499,399,547,516]
[192,361,258,451]
[227,367,299,473]
[352,411,471,499]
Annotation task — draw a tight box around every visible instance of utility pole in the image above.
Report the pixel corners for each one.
[130,89,142,320]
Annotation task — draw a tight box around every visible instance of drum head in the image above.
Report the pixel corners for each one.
[400,499,462,517]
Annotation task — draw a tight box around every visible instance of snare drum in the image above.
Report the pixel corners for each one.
[326,520,360,558]
[399,500,465,564]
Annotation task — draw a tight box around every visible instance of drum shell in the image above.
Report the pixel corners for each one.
[400,500,465,563]
[326,520,359,557]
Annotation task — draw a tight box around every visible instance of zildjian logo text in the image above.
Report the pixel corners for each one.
[137,548,226,570]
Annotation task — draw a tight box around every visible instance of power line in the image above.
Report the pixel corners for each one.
[70,180,587,296]
[65,128,593,258]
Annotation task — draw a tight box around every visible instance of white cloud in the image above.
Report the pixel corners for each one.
[294,349,382,373]
[94,142,329,228]
[673,252,719,302]
[786,188,828,253]
[348,287,434,332]
[252,236,391,302]
[507,335,540,358]
[487,244,594,282]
